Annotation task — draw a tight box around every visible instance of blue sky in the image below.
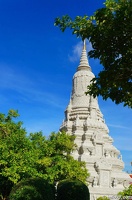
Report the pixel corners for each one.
[0,0,131,173]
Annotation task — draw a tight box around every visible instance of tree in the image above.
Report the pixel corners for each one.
[118,184,132,199]
[54,0,132,108]
[29,130,89,184]
[40,131,89,184]
[0,110,89,200]
[0,110,39,199]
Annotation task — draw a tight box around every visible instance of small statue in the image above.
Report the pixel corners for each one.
[105,150,109,157]
[112,178,117,187]
[93,177,97,187]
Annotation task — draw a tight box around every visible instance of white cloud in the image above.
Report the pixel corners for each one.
[68,41,82,62]
[0,64,33,90]
[68,40,92,63]
[0,64,66,109]
[112,135,132,151]
[86,41,93,52]
[108,123,131,130]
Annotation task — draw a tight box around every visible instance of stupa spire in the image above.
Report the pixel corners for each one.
[60,40,131,199]
[77,39,91,71]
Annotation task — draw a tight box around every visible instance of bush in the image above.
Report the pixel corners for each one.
[96,196,110,200]
[118,184,132,198]
[9,177,55,200]
[56,179,90,200]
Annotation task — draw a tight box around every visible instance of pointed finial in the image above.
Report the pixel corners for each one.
[77,39,91,71]
[83,39,86,50]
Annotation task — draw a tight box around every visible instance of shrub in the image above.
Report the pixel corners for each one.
[96,196,110,200]
[9,177,55,200]
[56,179,90,200]
[118,184,132,198]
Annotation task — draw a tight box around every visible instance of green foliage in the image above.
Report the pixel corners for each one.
[0,110,89,199]
[56,179,90,200]
[0,110,38,199]
[55,0,132,108]
[29,131,89,184]
[96,196,110,200]
[9,177,55,200]
[42,132,89,183]
[118,184,132,198]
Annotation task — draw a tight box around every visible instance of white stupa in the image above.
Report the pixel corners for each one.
[60,41,131,199]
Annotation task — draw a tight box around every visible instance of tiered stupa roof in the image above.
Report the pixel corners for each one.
[60,40,131,199]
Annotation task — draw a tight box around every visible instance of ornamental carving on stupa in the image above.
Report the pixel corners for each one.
[60,40,131,199]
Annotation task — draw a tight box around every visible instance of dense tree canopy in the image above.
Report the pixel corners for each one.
[55,0,132,108]
[0,110,89,200]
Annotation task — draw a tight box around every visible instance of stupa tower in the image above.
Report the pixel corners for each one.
[60,41,131,199]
